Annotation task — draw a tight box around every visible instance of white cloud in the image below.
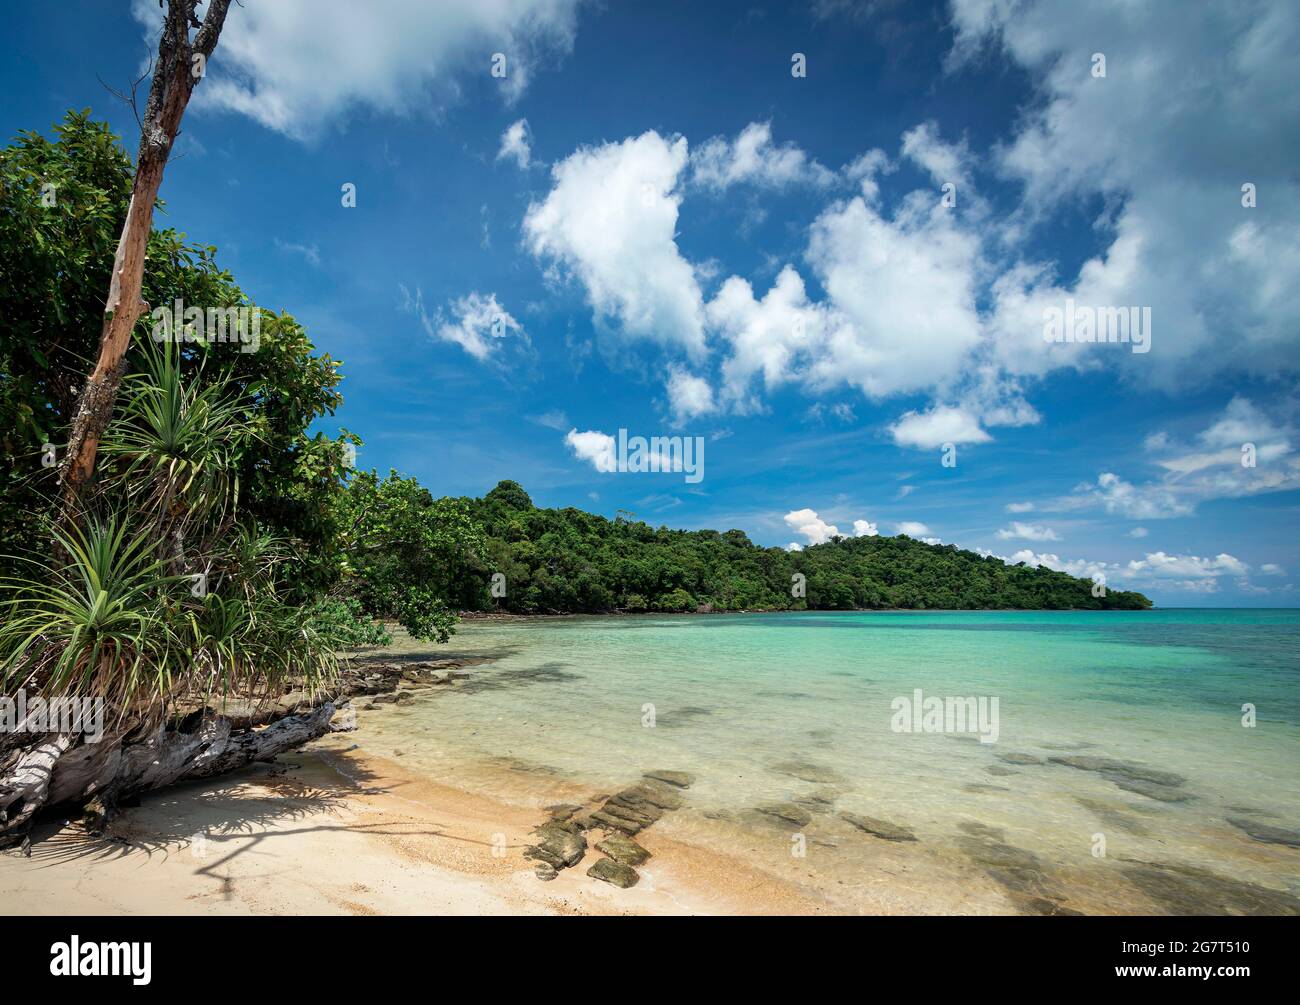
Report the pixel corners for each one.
[1260,563,1286,576]
[895,521,930,537]
[852,519,878,537]
[665,367,716,422]
[784,508,840,545]
[996,522,1060,542]
[565,428,616,472]
[802,187,983,398]
[708,266,826,411]
[524,131,706,356]
[890,405,991,449]
[1129,527,1149,538]
[1006,501,1035,513]
[900,120,972,193]
[403,289,524,362]
[786,542,804,552]
[135,0,584,140]
[497,118,532,169]
[1057,399,1299,519]
[1066,472,1194,520]
[692,122,834,190]
[1126,552,1248,580]
[954,0,1300,389]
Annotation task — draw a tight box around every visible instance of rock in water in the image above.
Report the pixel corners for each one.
[1103,773,1192,802]
[534,863,558,881]
[597,833,651,866]
[1227,816,1300,848]
[588,857,640,888]
[526,822,587,868]
[1047,755,1185,788]
[770,759,846,784]
[840,812,918,842]
[643,769,694,788]
[757,802,813,827]
[997,752,1044,765]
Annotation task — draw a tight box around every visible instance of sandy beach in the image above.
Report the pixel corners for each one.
[0,730,830,916]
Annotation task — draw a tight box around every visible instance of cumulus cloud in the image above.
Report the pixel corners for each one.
[564,428,616,472]
[1006,501,1035,513]
[692,122,835,190]
[665,367,717,422]
[996,522,1060,542]
[497,118,532,169]
[895,521,930,537]
[524,131,706,356]
[890,405,991,449]
[1260,563,1286,576]
[953,0,1300,388]
[783,508,879,545]
[133,0,584,140]
[784,508,840,545]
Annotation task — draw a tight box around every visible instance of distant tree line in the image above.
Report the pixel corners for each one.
[340,476,1152,620]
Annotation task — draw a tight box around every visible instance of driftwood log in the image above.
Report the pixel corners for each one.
[0,702,341,851]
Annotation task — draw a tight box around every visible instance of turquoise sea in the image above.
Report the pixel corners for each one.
[356,610,1300,914]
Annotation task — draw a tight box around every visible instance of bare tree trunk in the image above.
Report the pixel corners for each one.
[58,0,232,509]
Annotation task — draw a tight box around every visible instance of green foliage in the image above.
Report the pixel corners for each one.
[0,111,355,591]
[0,112,351,715]
[304,597,391,649]
[437,481,1152,614]
[334,470,486,641]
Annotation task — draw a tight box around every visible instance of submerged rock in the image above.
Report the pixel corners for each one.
[985,765,1018,777]
[793,790,840,814]
[620,780,685,811]
[1075,796,1150,837]
[964,783,1012,793]
[1048,755,1186,788]
[840,812,917,842]
[770,759,845,784]
[1122,860,1300,915]
[757,802,813,827]
[643,769,695,788]
[1227,816,1300,848]
[587,857,640,888]
[997,752,1044,766]
[597,833,651,866]
[1103,773,1192,803]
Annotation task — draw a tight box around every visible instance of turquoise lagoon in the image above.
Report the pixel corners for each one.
[354,610,1300,914]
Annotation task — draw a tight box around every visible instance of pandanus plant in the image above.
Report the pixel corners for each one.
[1,341,338,725]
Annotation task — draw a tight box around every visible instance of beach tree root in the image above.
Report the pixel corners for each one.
[0,703,339,851]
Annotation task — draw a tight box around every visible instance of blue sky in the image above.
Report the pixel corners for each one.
[4,0,1298,606]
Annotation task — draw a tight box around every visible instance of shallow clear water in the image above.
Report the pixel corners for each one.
[354,610,1300,914]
